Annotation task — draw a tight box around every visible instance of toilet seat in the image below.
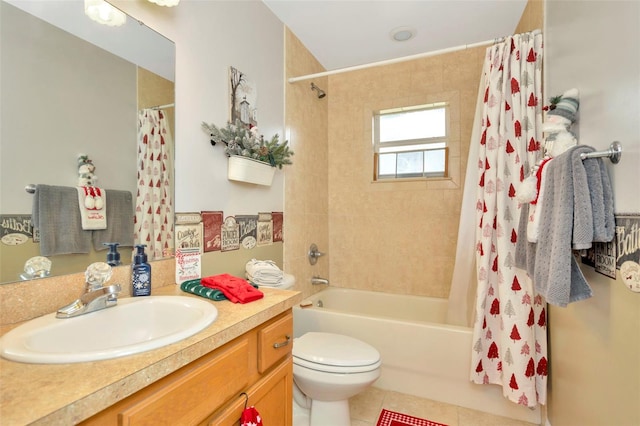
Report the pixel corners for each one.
[293,332,381,374]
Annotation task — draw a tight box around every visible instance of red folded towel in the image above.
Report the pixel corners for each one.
[200,274,264,304]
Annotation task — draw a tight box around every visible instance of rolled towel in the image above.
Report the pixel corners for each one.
[246,259,284,285]
[201,274,264,304]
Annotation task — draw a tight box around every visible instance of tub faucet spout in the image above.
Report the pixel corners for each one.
[311,276,329,285]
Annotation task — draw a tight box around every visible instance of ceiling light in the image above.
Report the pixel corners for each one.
[390,27,415,42]
[84,0,126,27]
[147,0,180,6]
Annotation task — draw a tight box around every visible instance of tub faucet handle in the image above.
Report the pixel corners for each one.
[308,243,325,265]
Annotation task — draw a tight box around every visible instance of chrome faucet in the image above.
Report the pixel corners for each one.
[311,276,329,285]
[56,262,121,319]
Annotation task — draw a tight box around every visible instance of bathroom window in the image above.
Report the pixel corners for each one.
[373,103,449,180]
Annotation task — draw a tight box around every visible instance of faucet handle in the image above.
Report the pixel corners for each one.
[85,262,113,288]
[308,243,325,265]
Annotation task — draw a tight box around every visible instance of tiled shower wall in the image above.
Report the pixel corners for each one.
[326,48,485,298]
[283,29,329,298]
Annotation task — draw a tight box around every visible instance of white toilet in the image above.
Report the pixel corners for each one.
[260,273,381,425]
[292,331,381,426]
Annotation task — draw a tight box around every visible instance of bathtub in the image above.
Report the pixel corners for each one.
[293,287,540,424]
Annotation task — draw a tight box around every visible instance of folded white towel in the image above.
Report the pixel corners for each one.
[246,259,284,285]
[77,186,107,230]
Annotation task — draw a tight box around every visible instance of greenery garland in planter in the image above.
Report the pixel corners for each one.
[202,119,293,169]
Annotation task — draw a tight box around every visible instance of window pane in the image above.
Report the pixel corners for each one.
[425,149,446,175]
[379,142,446,153]
[397,151,423,175]
[379,153,397,176]
[379,108,446,142]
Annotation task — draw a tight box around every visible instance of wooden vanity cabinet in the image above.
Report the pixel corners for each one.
[80,310,293,426]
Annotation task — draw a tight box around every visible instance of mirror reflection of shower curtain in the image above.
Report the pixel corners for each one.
[135,109,175,260]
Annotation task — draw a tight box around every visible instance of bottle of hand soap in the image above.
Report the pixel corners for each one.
[132,244,151,297]
[103,242,121,267]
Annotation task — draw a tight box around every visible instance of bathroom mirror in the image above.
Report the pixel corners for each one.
[0,0,175,284]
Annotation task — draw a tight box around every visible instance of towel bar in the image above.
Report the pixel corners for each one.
[25,184,36,194]
[580,141,622,164]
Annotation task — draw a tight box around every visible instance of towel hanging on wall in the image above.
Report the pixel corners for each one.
[76,186,107,230]
[32,184,92,256]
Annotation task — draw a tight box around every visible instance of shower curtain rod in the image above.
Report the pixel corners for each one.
[150,103,175,110]
[288,29,542,83]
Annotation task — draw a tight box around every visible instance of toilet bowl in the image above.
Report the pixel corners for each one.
[292,331,381,426]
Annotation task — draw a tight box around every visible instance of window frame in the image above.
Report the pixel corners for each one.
[372,102,450,181]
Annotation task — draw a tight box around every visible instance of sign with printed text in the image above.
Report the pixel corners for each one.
[272,212,283,242]
[0,215,32,246]
[202,211,223,253]
[615,215,640,292]
[236,215,258,249]
[257,212,273,246]
[615,215,640,268]
[221,216,240,252]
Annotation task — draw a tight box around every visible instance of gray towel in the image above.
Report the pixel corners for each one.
[92,189,134,250]
[516,145,615,307]
[583,157,615,242]
[32,184,91,256]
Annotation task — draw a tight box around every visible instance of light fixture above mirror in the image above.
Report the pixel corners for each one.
[84,0,126,27]
[147,0,181,7]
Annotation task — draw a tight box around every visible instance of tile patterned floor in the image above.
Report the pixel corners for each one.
[349,387,539,426]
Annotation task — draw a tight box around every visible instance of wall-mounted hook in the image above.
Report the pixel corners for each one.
[308,243,325,265]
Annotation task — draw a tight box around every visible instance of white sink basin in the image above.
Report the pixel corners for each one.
[0,296,218,364]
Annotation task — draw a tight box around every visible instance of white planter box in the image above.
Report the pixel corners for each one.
[227,155,275,186]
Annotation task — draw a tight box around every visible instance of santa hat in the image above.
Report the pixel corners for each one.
[548,88,579,123]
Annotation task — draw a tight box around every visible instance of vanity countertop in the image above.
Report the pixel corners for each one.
[0,285,302,425]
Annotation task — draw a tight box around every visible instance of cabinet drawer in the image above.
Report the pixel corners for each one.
[258,312,293,373]
[119,338,249,425]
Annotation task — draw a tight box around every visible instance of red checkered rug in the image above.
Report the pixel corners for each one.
[376,409,448,426]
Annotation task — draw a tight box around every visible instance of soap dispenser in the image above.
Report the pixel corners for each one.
[103,242,121,267]
[132,244,151,297]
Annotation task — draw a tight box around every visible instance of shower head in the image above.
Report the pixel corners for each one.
[310,82,326,99]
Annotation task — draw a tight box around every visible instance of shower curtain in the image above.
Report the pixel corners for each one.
[469,31,547,407]
[135,109,175,260]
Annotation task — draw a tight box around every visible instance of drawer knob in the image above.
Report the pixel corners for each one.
[273,335,291,349]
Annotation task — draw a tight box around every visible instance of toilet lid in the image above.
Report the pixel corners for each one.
[293,332,380,368]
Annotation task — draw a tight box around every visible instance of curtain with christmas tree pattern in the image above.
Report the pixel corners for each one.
[135,109,174,260]
[470,31,547,407]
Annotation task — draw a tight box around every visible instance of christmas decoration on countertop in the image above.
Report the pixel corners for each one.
[202,119,293,168]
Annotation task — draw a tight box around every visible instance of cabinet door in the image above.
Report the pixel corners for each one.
[119,338,249,425]
[258,312,293,373]
[80,337,250,426]
[208,357,293,426]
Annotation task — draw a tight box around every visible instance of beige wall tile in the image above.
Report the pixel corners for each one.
[325,49,481,297]
[283,29,329,298]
